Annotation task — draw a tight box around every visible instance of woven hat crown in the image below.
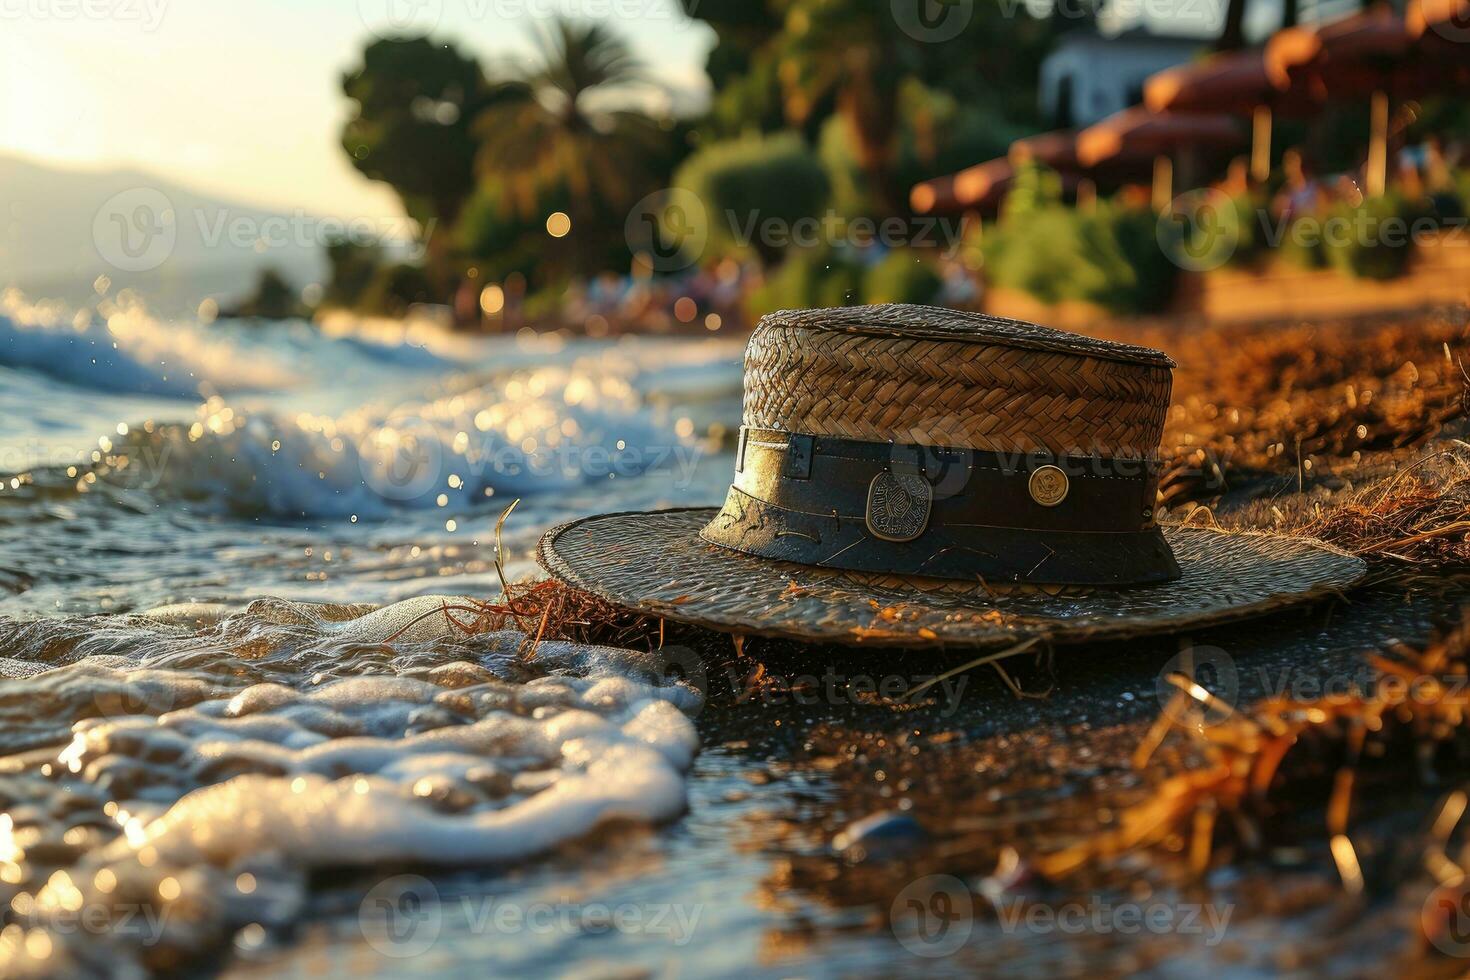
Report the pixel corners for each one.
[743,304,1175,458]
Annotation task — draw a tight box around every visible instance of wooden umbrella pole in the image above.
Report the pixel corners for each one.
[1367,89,1389,198]
[1252,104,1273,184]
[1077,178,1097,214]
[1152,155,1174,213]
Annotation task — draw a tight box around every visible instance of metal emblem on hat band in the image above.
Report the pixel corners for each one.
[866,472,932,542]
[1028,465,1070,507]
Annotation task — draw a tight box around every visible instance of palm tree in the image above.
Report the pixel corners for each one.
[474,19,663,217]
[775,2,905,214]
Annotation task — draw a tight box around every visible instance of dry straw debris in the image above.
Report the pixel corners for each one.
[1033,614,1470,912]
[1143,310,1470,506]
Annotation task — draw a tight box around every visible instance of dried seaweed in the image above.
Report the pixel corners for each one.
[1290,449,1470,569]
[1148,311,1470,506]
[1033,614,1470,888]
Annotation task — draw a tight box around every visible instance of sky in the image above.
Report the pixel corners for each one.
[0,0,715,219]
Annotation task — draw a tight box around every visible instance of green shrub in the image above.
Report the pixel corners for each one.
[456,179,546,264]
[749,247,862,313]
[1000,161,1065,222]
[1275,219,1328,270]
[321,237,383,309]
[672,131,830,265]
[1153,191,1263,272]
[863,251,942,305]
[1427,188,1466,227]
[521,283,571,322]
[357,264,434,317]
[1321,194,1419,281]
[984,201,1176,314]
[1224,193,1264,267]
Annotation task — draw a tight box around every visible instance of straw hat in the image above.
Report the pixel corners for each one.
[538,305,1365,648]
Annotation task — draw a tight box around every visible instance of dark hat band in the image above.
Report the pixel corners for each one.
[699,427,1181,586]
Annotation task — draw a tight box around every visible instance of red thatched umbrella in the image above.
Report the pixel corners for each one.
[1076,109,1244,208]
[1408,0,1470,71]
[1145,50,1323,181]
[1009,129,1155,199]
[1009,130,1085,171]
[1147,50,1280,115]
[1266,6,1431,194]
[911,158,1016,215]
[1266,6,1414,99]
[1077,109,1245,165]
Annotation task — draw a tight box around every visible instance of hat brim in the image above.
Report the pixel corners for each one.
[537,508,1367,649]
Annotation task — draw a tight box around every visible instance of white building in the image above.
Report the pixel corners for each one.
[1038,28,1206,129]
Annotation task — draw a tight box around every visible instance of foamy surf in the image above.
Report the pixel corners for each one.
[0,595,701,977]
[67,365,701,518]
[0,289,298,398]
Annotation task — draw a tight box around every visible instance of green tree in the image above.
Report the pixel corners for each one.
[474,19,663,217]
[222,268,309,320]
[820,79,1026,216]
[672,131,830,265]
[321,236,383,310]
[342,38,516,223]
[685,0,1058,215]
[678,0,787,137]
[341,37,524,293]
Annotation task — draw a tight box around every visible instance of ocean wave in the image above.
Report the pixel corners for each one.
[75,355,705,519]
[0,290,298,397]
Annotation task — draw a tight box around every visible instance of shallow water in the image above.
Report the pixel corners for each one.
[1,293,1464,977]
[0,294,741,975]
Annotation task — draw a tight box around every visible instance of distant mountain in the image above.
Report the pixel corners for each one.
[0,153,331,315]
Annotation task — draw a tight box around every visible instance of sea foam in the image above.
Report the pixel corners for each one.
[0,594,701,976]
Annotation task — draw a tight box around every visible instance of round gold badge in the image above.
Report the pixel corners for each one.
[1028,465,1070,507]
